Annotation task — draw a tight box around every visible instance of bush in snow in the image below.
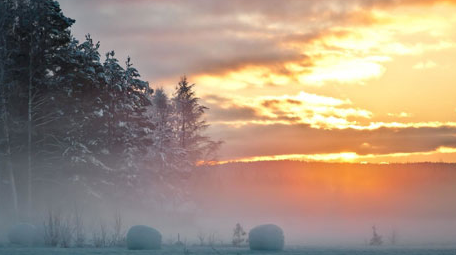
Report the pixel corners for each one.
[249,224,284,251]
[8,223,38,246]
[110,212,126,247]
[369,225,383,246]
[232,223,246,247]
[92,222,108,248]
[126,225,161,250]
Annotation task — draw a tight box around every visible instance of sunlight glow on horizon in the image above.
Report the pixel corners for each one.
[209,146,456,165]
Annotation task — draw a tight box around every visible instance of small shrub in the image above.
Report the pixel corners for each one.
[43,210,61,247]
[232,223,246,247]
[110,212,126,247]
[92,222,107,248]
[74,208,85,247]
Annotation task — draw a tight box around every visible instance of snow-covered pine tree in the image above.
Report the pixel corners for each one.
[164,77,222,207]
[150,88,182,174]
[0,0,222,212]
[116,56,153,194]
[173,76,221,166]
[140,87,186,204]
[50,35,111,193]
[27,0,75,216]
[0,0,74,217]
[173,76,207,156]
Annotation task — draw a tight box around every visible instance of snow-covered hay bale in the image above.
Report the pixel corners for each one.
[8,223,37,246]
[126,225,162,250]
[249,224,284,251]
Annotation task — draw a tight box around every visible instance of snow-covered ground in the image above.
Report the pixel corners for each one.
[1,246,456,255]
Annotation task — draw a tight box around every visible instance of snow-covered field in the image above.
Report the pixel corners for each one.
[1,246,456,255]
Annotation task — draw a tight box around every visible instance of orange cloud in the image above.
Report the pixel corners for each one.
[60,0,456,163]
[204,91,373,129]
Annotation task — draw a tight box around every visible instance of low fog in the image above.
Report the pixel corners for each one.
[2,161,456,247]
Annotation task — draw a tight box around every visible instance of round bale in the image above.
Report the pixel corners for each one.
[249,224,284,251]
[126,225,162,250]
[8,223,37,246]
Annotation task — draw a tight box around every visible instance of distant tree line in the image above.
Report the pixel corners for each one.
[0,0,221,218]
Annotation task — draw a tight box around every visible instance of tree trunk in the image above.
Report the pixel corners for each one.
[181,118,186,149]
[0,34,19,215]
[5,121,19,215]
[27,46,33,217]
[1,96,19,215]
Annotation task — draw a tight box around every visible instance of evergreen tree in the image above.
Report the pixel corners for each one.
[0,0,74,216]
[0,0,221,214]
[150,88,181,173]
[173,76,221,166]
[2,0,75,216]
[143,87,187,204]
[25,0,74,214]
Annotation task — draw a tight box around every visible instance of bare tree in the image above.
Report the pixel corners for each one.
[207,232,219,247]
[74,208,85,247]
[165,235,176,246]
[110,212,125,247]
[93,221,108,248]
[60,216,74,248]
[389,228,398,246]
[43,210,62,247]
[197,231,205,246]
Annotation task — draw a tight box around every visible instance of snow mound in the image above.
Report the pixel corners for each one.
[249,224,284,251]
[8,223,37,246]
[126,225,162,250]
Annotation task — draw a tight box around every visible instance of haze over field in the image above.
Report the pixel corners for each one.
[192,162,456,245]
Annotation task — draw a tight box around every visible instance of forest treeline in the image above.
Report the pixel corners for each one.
[193,161,456,218]
[0,0,221,218]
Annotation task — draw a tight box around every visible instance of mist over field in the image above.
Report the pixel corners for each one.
[191,162,456,245]
[2,161,456,247]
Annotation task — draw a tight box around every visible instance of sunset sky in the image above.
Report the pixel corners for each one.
[59,0,456,164]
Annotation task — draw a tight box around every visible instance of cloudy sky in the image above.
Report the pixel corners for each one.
[59,0,456,163]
